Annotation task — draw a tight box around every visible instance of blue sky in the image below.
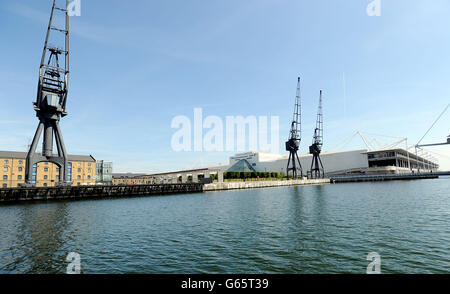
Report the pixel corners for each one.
[0,0,449,172]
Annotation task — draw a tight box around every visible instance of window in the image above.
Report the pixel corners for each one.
[45,162,49,165]
[18,175,22,180]
[56,168,60,173]
[3,167,8,172]
[88,168,91,173]
[18,167,23,172]
[4,160,8,164]
[56,175,59,180]
[43,183,47,187]
[32,164,37,184]
[88,175,91,180]
[2,184,6,188]
[18,160,23,165]
[44,175,48,180]
[78,168,81,172]
[78,163,81,167]
[77,175,81,180]
[68,163,72,183]
[44,168,49,172]
[3,175,7,180]
[88,163,91,167]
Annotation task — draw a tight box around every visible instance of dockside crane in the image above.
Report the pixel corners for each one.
[286,77,303,179]
[309,90,324,179]
[25,0,71,186]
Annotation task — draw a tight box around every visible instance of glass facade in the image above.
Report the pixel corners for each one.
[67,162,72,183]
[32,164,37,184]
[96,161,113,184]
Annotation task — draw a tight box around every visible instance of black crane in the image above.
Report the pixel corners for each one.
[286,77,303,179]
[309,90,324,179]
[25,0,70,186]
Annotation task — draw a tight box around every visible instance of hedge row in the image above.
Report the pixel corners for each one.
[224,171,286,179]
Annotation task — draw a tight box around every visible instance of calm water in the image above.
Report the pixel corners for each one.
[0,178,449,274]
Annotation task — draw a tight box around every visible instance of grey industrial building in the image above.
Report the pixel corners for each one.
[222,148,438,176]
[113,148,439,185]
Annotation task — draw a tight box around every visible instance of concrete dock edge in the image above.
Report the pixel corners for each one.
[203,179,330,191]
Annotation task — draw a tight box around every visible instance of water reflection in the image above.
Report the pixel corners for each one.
[6,203,69,273]
[0,179,449,274]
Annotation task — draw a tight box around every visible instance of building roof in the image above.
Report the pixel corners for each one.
[0,151,96,162]
[364,148,409,154]
[112,173,147,178]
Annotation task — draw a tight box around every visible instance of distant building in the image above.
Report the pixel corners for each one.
[222,149,439,176]
[109,148,440,186]
[96,160,113,185]
[225,150,370,176]
[0,151,96,188]
[111,169,225,185]
[366,149,439,173]
[112,173,147,185]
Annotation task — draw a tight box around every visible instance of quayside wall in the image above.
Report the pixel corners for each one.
[0,183,203,203]
[1,173,443,203]
[330,173,439,183]
[0,180,330,203]
[204,179,330,191]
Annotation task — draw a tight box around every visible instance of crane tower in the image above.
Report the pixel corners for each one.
[286,77,303,179]
[309,90,324,179]
[25,0,70,186]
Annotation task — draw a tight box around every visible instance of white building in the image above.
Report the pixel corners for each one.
[219,148,439,176]
[225,150,369,175]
